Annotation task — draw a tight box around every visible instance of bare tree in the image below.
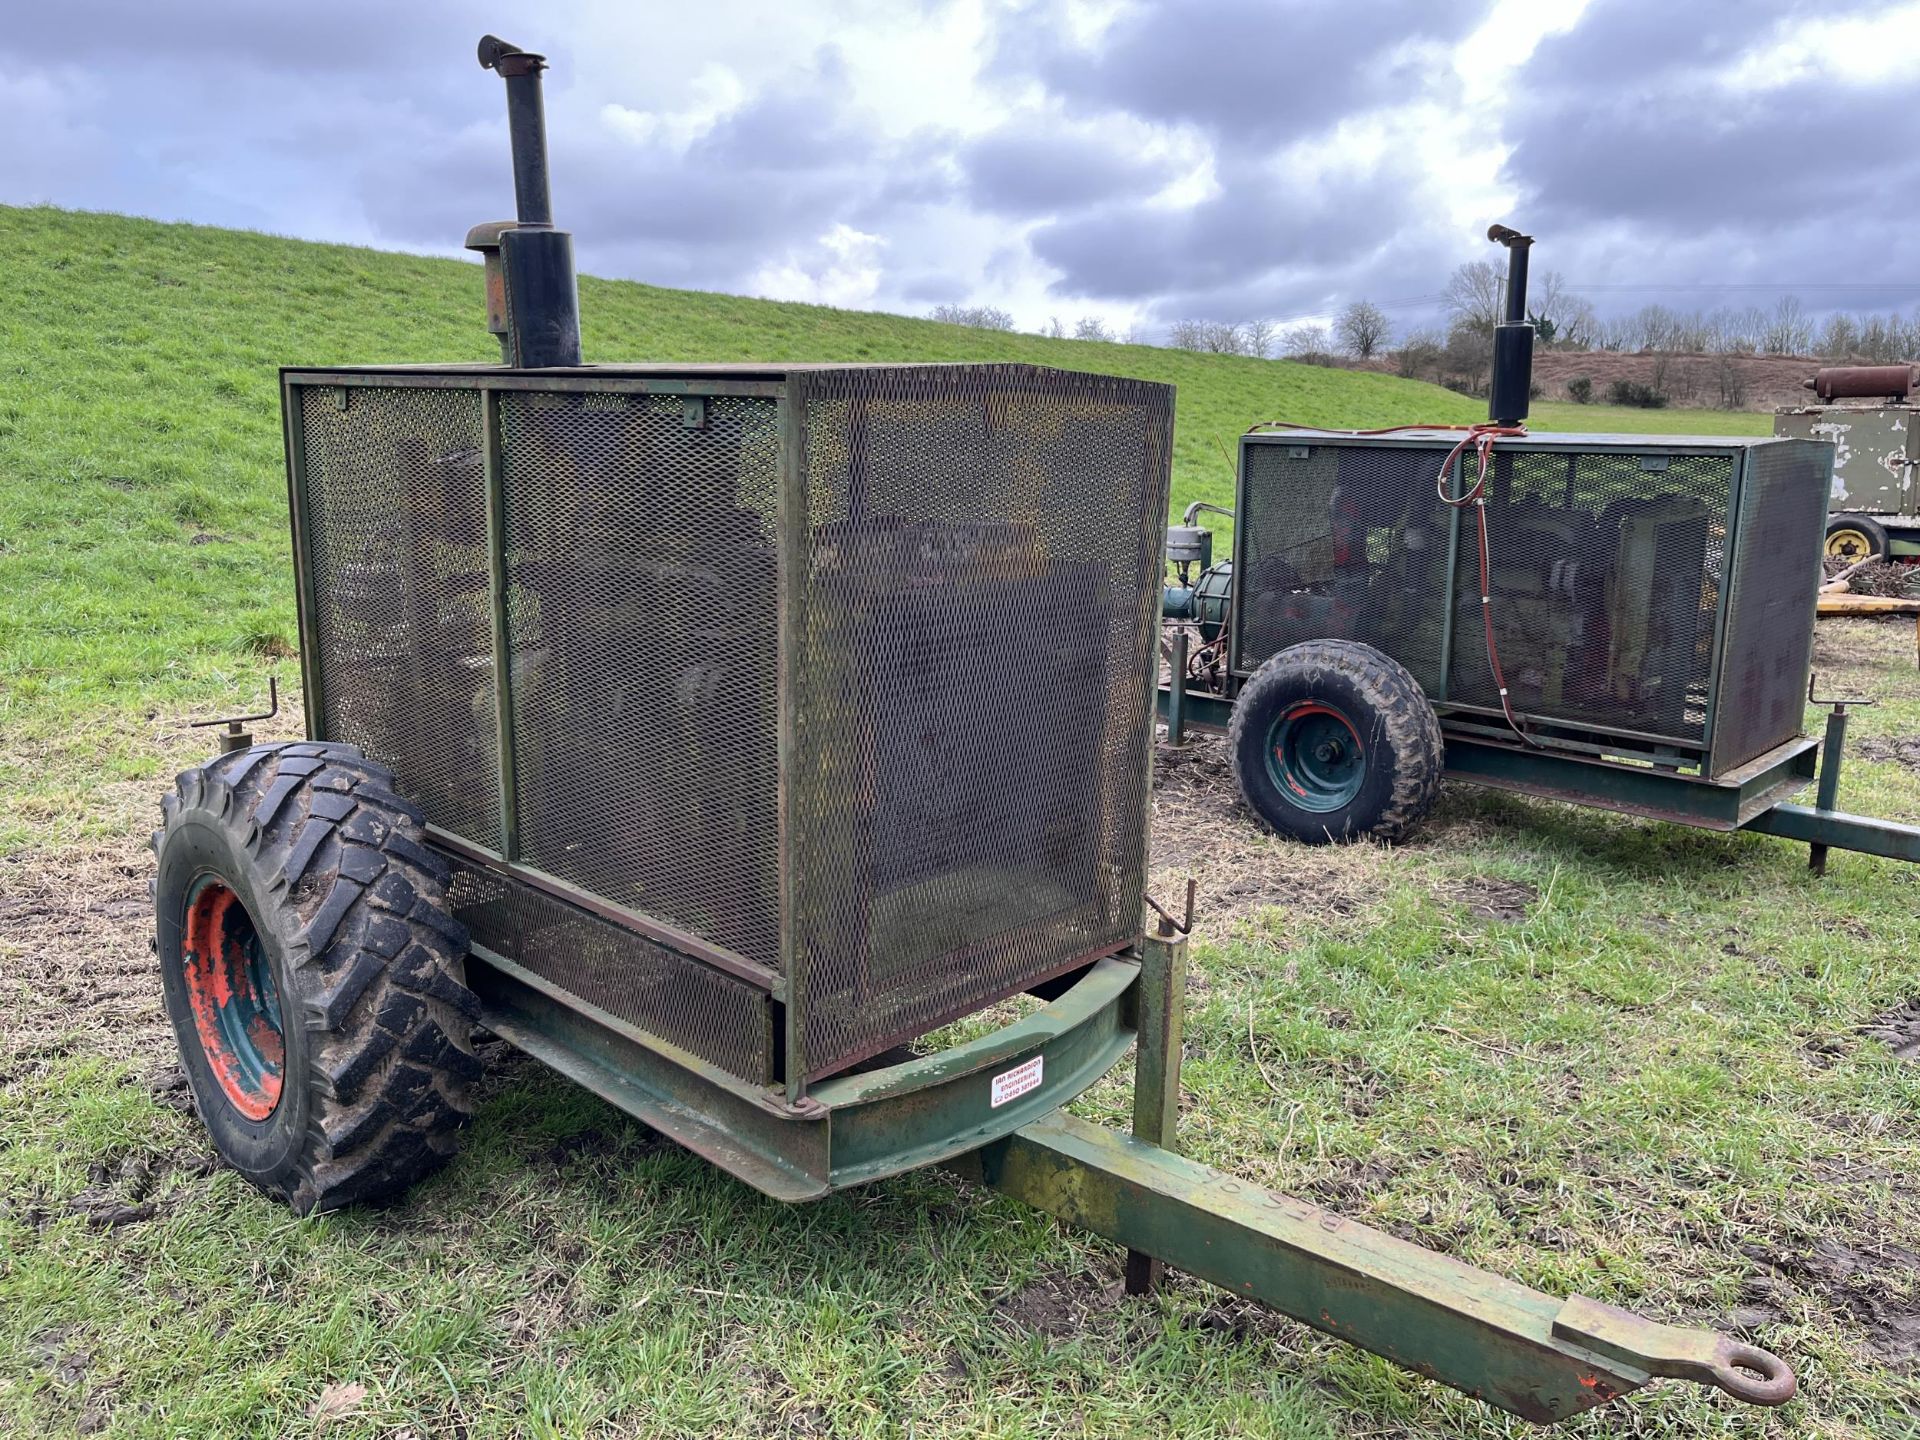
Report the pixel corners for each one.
[1818,313,1860,361]
[1042,316,1066,339]
[1122,322,1155,346]
[1442,321,1493,392]
[1393,327,1443,380]
[1282,323,1334,362]
[1727,311,1760,352]
[1201,321,1247,355]
[1243,318,1277,358]
[1556,296,1600,350]
[1072,316,1114,342]
[930,303,1015,331]
[1334,301,1391,358]
[1762,295,1811,355]
[1443,260,1504,334]
[1669,311,1714,353]
[1625,304,1678,352]
[1715,355,1749,409]
[1167,319,1207,351]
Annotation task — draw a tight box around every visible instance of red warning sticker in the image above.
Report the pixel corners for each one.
[990,1055,1044,1108]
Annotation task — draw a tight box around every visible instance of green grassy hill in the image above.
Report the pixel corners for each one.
[0,204,1495,733]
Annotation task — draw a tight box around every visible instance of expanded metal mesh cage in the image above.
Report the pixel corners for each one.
[1233,431,1831,774]
[286,364,1172,1087]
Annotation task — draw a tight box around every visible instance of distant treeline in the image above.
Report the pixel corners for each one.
[930,264,1919,410]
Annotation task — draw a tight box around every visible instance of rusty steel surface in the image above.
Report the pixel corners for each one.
[783,365,1171,1080]
[294,384,504,849]
[286,363,1171,1090]
[1709,438,1832,772]
[1806,364,1916,401]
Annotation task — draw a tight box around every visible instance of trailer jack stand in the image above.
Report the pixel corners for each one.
[1744,678,1920,870]
[951,928,1795,1424]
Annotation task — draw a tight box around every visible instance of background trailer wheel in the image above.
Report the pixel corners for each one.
[152,741,482,1214]
[1825,513,1889,562]
[1228,639,1443,843]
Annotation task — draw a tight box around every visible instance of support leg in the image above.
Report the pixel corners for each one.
[1165,628,1190,745]
[1809,703,1849,875]
[1124,920,1187,1295]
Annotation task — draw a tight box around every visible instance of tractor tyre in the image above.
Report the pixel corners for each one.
[151,741,481,1214]
[1228,639,1443,844]
[1825,513,1888,563]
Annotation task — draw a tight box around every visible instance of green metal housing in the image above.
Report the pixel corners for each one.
[1776,402,1920,554]
[1225,428,1833,781]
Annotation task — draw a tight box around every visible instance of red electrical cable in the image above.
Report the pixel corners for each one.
[1432,423,1536,746]
[1247,419,1539,746]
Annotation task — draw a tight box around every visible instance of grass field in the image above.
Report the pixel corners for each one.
[1528,401,1770,437]
[3,207,1917,1439]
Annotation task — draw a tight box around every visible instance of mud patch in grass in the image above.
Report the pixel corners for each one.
[1149,734,1416,937]
[1743,1237,1920,1368]
[1861,1001,1920,1062]
[992,1267,1118,1341]
[1444,875,1538,923]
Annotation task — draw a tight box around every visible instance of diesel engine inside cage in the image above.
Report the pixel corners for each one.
[1230,430,1832,776]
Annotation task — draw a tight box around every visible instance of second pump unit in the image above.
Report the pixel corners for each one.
[1164,226,1834,843]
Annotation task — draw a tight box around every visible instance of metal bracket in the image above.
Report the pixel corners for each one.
[190,676,280,754]
[1143,877,1197,937]
[1807,671,1875,711]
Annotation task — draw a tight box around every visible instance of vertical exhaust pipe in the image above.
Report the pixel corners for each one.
[466,35,582,369]
[1486,223,1533,426]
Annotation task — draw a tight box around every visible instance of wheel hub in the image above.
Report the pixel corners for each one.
[181,877,284,1119]
[1825,528,1872,561]
[1265,702,1367,813]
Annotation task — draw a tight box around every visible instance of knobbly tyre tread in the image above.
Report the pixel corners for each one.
[151,740,480,1213]
[1227,639,1444,843]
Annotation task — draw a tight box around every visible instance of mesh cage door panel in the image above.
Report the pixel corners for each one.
[294,384,502,848]
[1708,441,1830,774]
[787,367,1171,1079]
[1234,441,1453,694]
[499,390,783,972]
[1446,447,1732,746]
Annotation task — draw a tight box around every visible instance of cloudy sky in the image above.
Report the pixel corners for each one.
[6,0,1918,338]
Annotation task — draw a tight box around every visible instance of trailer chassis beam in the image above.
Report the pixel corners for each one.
[953,925,1795,1423]
[956,1116,1793,1422]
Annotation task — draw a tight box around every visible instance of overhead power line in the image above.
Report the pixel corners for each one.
[1566,281,1920,294]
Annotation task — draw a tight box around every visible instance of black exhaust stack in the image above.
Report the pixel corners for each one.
[1486,223,1533,426]
[467,35,582,369]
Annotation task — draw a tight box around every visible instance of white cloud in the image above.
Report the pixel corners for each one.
[1723,0,1920,87]
[750,222,888,307]
[600,64,746,152]
[3,0,1915,339]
